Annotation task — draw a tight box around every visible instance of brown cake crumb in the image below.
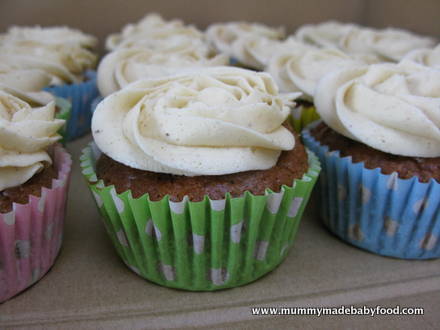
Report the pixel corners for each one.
[96,132,309,202]
[311,122,440,183]
[0,166,58,214]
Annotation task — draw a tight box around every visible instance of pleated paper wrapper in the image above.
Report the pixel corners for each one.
[80,142,320,291]
[0,145,72,302]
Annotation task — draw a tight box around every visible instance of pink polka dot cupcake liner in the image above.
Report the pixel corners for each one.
[302,122,440,259]
[80,142,320,291]
[0,145,72,303]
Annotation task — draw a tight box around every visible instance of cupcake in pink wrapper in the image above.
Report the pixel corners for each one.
[0,88,72,303]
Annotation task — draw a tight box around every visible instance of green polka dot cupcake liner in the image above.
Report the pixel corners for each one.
[290,104,320,133]
[302,122,440,259]
[54,97,72,145]
[80,142,320,291]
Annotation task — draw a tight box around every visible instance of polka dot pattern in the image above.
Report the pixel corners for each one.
[80,142,321,290]
[302,126,440,260]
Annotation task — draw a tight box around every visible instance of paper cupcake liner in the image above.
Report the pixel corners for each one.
[290,104,320,133]
[45,71,99,141]
[0,145,72,302]
[80,143,320,291]
[302,122,440,259]
[54,97,72,145]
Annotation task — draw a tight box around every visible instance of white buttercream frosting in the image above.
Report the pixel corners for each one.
[315,62,440,157]
[295,21,358,48]
[339,27,436,62]
[92,67,299,176]
[0,69,55,105]
[267,47,379,98]
[97,47,228,96]
[206,22,285,69]
[0,89,65,191]
[402,44,440,70]
[0,25,98,84]
[106,13,205,51]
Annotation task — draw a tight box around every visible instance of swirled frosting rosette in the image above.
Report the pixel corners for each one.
[0,25,97,48]
[0,25,97,83]
[206,22,285,69]
[402,44,440,70]
[339,27,436,62]
[92,67,300,176]
[0,68,55,105]
[315,62,440,157]
[0,89,65,191]
[106,13,205,52]
[267,47,379,97]
[97,47,228,96]
[295,21,358,48]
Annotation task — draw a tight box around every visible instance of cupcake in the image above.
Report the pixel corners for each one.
[97,45,228,97]
[267,46,379,131]
[81,67,320,290]
[105,13,206,52]
[205,21,285,70]
[302,62,440,259]
[0,88,72,302]
[0,25,99,140]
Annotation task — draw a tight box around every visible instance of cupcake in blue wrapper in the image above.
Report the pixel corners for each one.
[302,61,440,259]
[0,25,99,141]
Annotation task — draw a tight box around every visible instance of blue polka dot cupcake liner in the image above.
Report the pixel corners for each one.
[45,70,99,141]
[80,142,320,291]
[302,122,440,259]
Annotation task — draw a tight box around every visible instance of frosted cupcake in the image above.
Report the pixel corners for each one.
[302,62,440,259]
[267,45,379,131]
[0,88,72,302]
[81,67,320,290]
[206,21,286,70]
[0,25,99,140]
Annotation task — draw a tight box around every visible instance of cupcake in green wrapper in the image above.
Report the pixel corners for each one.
[266,45,380,132]
[82,67,320,291]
